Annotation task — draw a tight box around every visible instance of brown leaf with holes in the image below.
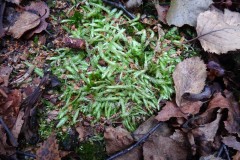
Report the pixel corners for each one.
[104,126,134,155]
[155,101,186,122]
[8,11,40,39]
[222,136,240,151]
[24,1,50,39]
[36,134,61,160]
[173,57,207,107]
[143,135,191,160]
[197,8,240,54]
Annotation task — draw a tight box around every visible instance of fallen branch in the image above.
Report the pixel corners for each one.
[106,122,162,160]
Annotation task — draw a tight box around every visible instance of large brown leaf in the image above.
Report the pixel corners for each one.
[8,11,40,39]
[173,57,207,107]
[196,8,240,54]
[166,0,213,26]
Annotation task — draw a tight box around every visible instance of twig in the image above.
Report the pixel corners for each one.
[106,122,162,160]
[217,143,224,157]
[0,116,18,147]
[223,145,231,160]
[11,65,35,84]
[102,0,136,19]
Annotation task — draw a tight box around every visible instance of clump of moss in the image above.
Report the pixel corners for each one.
[47,0,196,131]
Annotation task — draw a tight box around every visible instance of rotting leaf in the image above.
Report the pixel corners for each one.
[104,126,134,155]
[166,0,213,27]
[11,109,24,139]
[222,136,240,151]
[196,8,240,54]
[155,101,186,122]
[155,3,169,24]
[8,11,40,39]
[173,57,207,107]
[181,101,203,115]
[143,135,191,160]
[36,134,61,160]
[24,1,50,39]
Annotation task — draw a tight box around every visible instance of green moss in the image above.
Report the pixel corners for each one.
[45,0,197,132]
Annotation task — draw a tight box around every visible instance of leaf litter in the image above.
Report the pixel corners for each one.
[2,0,240,159]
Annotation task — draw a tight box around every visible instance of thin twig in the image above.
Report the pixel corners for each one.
[11,65,35,84]
[106,122,162,160]
[102,0,136,19]
[223,145,231,160]
[217,143,224,157]
[16,150,36,158]
[0,116,18,147]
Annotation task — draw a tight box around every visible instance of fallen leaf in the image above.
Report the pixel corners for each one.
[208,92,230,110]
[166,0,213,26]
[24,1,50,39]
[173,57,207,107]
[75,124,86,142]
[36,134,61,160]
[0,125,15,156]
[196,8,240,54]
[155,101,186,122]
[8,11,40,39]
[143,135,191,160]
[134,116,172,140]
[181,101,203,115]
[199,155,224,160]
[104,126,134,155]
[192,111,222,142]
[0,66,13,87]
[222,136,240,151]
[11,109,24,139]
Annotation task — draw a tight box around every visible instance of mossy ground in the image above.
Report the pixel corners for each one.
[38,0,198,154]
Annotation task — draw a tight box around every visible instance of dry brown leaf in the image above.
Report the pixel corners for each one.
[24,1,50,39]
[155,101,186,122]
[8,11,40,39]
[166,0,213,26]
[0,66,13,87]
[134,116,172,140]
[36,134,61,160]
[0,125,15,156]
[11,109,24,139]
[104,126,134,155]
[143,135,191,160]
[197,8,240,54]
[181,101,203,115]
[192,111,222,142]
[208,92,230,110]
[76,124,86,142]
[173,57,207,107]
[222,136,240,151]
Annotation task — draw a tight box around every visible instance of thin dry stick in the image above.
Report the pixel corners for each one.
[106,122,162,160]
